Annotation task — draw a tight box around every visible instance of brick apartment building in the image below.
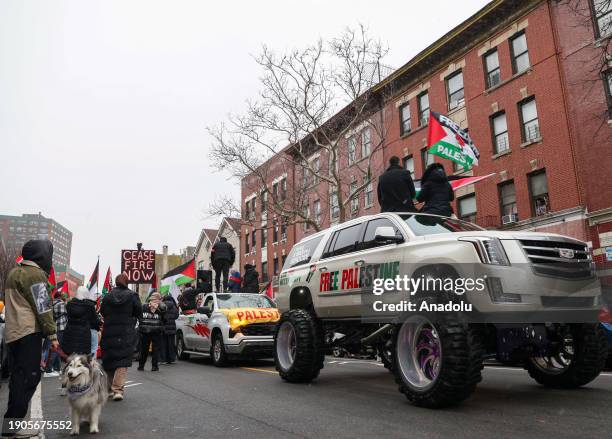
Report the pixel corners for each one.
[0,212,73,267]
[241,0,612,286]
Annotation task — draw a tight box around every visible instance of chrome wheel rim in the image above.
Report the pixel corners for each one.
[397,316,441,390]
[531,333,574,374]
[276,321,297,371]
[214,339,222,361]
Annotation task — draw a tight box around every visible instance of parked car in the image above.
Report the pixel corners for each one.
[176,293,279,366]
[274,212,607,408]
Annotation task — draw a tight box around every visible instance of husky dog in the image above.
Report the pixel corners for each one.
[62,354,108,435]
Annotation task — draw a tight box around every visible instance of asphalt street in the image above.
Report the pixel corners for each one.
[1,357,611,439]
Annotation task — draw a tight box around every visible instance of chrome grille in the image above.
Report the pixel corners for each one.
[519,239,593,279]
[241,323,276,336]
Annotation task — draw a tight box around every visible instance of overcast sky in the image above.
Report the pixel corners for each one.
[0,0,489,279]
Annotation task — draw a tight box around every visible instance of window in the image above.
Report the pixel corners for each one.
[348,137,357,164]
[282,254,287,266]
[314,199,321,225]
[284,235,324,269]
[326,224,362,258]
[529,171,549,216]
[484,49,501,88]
[403,155,415,179]
[510,32,530,74]
[350,179,359,213]
[245,234,250,253]
[361,128,371,157]
[261,191,267,213]
[303,206,311,231]
[499,181,518,221]
[604,70,612,114]
[592,0,612,38]
[245,200,250,219]
[272,219,278,243]
[280,178,287,200]
[360,218,402,250]
[251,229,256,249]
[330,192,340,219]
[272,182,278,201]
[399,103,411,135]
[421,148,434,173]
[251,197,257,218]
[417,92,430,126]
[261,261,268,282]
[491,112,509,154]
[312,157,321,184]
[281,217,287,240]
[520,98,540,142]
[446,71,464,110]
[261,226,267,247]
[458,195,477,223]
[273,257,279,276]
[302,167,310,188]
[364,179,374,208]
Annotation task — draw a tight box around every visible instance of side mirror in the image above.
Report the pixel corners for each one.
[374,226,404,244]
[197,306,212,316]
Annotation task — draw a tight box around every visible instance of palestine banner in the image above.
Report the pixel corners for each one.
[56,281,69,299]
[87,260,100,298]
[427,112,480,170]
[161,259,195,300]
[412,173,495,199]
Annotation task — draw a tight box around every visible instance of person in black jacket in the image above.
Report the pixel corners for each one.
[160,294,179,364]
[210,236,235,293]
[179,283,198,313]
[377,156,417,213]
[242,264,259,294]
[417,163,457,217]
[138,292,166,371]
[100,273,142,401]
[61,287,98,356]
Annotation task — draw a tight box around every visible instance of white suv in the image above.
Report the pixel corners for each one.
[274,213,607,407]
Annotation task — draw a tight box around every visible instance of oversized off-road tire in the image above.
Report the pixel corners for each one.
[176,333,190,361]
[274,309,325,383]
[393,313,484,408]
[525,323,607,388]
[211,332,229,367]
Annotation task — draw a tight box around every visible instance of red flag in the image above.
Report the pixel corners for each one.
[15,255,23,264]
[265,282,274,299]
[48,267,57,297]
[449,173,496,191]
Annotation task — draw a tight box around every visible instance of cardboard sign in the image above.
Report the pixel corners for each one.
[121,249,156,284]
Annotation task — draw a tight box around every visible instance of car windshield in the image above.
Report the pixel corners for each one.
[400,214,484,236]
[216,294,276,309]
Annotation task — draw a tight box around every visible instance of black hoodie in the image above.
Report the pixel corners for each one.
[377,165,417,213]
[417,163,455,217]
[22,239,54,274]
[100,286,142,369]
[242,264,259,294]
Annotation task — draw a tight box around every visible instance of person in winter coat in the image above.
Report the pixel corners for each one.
[160,294,179,364]
[417,163,457,217]
[210,236,236,293]
[47,294,67,374]
[377,156,417,213]
[242,264,260,294]
[2,240,58,438]
[179,283,198,313]
[138,292,166,371]
[100,273,142,401]
[61,287,97,357]
[227,271,242,293]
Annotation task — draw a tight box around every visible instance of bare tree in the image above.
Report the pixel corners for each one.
[208,25,393,231]
[0,245,18,294]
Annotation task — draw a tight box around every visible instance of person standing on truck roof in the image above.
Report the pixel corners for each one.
[377,156,417,213]
[210,236,235,293]
[417,163,459,218]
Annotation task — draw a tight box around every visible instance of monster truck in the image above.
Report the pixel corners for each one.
[176,292,279,366]
[274,212,607,407]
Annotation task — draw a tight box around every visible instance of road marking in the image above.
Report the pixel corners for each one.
[124,382,142,388]
[240,367,278,374]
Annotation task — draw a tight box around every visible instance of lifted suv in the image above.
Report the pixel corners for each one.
[274,213,607,407]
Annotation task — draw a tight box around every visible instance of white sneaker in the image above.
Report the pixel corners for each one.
[112,393,124,401]
[43,371,59,378]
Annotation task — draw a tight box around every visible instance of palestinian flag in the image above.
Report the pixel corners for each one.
[413,173,495,199]
[101,267,112,296]
[87,260,99,298]
[56,281,69,299]
[160,259,195,299]
[48,266,57,293]
[427,112,480,170]
[148,273,158,295]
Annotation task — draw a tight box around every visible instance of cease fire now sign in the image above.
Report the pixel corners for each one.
[121,249,156,283]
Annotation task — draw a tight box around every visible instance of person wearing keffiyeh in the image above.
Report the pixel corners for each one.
[137,291,166,372]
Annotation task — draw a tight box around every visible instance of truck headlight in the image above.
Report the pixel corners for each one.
[460,237,510,266]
